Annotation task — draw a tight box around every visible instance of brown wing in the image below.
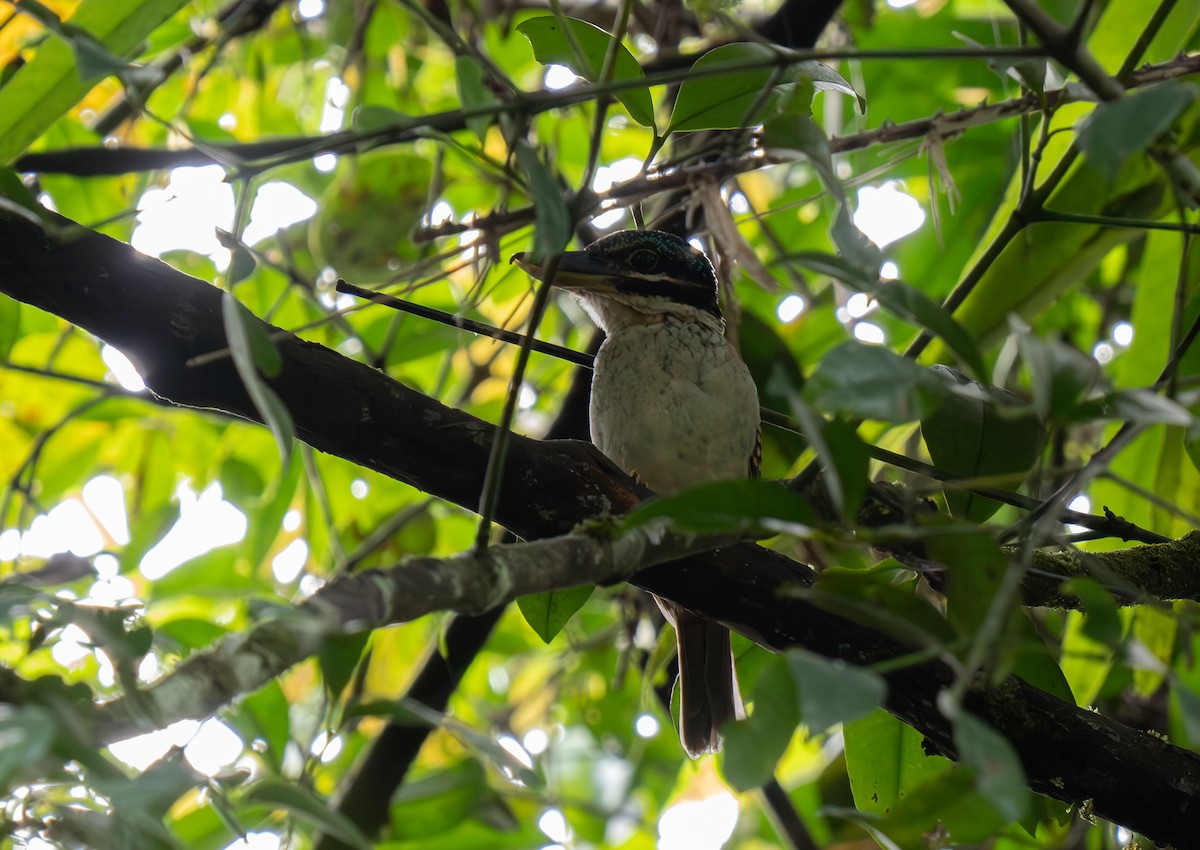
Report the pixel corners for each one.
[748,426,762,479]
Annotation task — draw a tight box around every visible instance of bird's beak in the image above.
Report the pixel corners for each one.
[510,251,626,293]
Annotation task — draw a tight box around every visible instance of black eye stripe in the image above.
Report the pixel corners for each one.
[584,230,722,318]
[613,278,716,311]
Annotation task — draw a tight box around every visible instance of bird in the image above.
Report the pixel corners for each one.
[512,229,762,757]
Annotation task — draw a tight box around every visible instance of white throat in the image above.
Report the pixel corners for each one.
[571,291,725,336]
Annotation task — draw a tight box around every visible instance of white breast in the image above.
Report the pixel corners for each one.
[589,319,760,495]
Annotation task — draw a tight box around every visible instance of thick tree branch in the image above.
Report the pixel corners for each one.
[1002,0,1125,102]
[2,211,1200,846]
[1022,532,1200,606]
[91,518,735,740]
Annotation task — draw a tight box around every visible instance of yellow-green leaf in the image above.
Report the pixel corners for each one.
[0,0,192,165]
[517,16,654,127]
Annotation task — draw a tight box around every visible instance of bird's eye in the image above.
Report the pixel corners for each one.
[627,248,658,273]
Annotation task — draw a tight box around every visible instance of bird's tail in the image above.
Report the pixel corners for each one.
[675,609,744,758]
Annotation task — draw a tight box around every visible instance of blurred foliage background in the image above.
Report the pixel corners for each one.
[1,0,1200,848]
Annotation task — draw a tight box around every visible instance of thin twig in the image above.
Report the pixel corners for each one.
[474,262,560,553]
[335,280,594,368]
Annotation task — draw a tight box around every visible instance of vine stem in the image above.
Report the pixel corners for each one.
[473,260,560,554]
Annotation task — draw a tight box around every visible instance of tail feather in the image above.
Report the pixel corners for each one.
[675,610,743,758]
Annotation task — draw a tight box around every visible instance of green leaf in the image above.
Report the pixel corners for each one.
[216,229,257,286]
[877,282,985,381]
[955,31,1047,95]
[171,797,239,849]
[516,16,654,127]
[786,399,868,519]
[816,416,871,519]
[624,479,817,535]
[813,564,957,647]
[1010,609,1075,704]
[829,205,884,286]
[456,55,498,141]
[787,250,865,282]
[805,342,946,422]
[352,104,408,132]
[1079,82,1198,184]
[230,681,291,772]
[1017,332,1100,421]
[667,50,858,133]
[1059,610,1115,706]
[1132,605,1176,697]
[755,117,881,287]
[785,647,886,731]
[722,655,799,791]
[1062,578,1123,647]
[12,2,136,81]
[0,292,20,364]
[310,151,433,282]
[221,292,282,377]
[668,43,788,132]
[120,502,177,577]
[761,113,843,201]
[0,0,192,165]
[0,584,42,619]
[875,766,1009,846]
[738,310,807,460]
[243,777,371,850]
[69,30,138,80]
[94,756,197,821]
[221,294,293,459]
[844,709,950,817]
[795,60,863,111]
[952,712,1030,823]
[389,760,487,839]
[318,630,371,698]
[0,706,56,787]
[242,448,302,571]
[154,617,228,652]
[928,532,1007,638]
[1073,388,1192,426]
[933,537,1074,703]
[1174,678,1200,747]
[921,366,1043,522]
[514,140,571,263]
[0,167,49,227]
[517,584,594,643]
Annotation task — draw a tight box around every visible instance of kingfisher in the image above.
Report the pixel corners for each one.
[513,229,762,757]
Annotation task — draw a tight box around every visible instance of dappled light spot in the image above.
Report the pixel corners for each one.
[658,791,738,850]
[853,182,925,248]
[777,294,805,323]
[140,482,247,580]
[100,344,146,392]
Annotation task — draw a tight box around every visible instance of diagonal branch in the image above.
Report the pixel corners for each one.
[92,517,735,740]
